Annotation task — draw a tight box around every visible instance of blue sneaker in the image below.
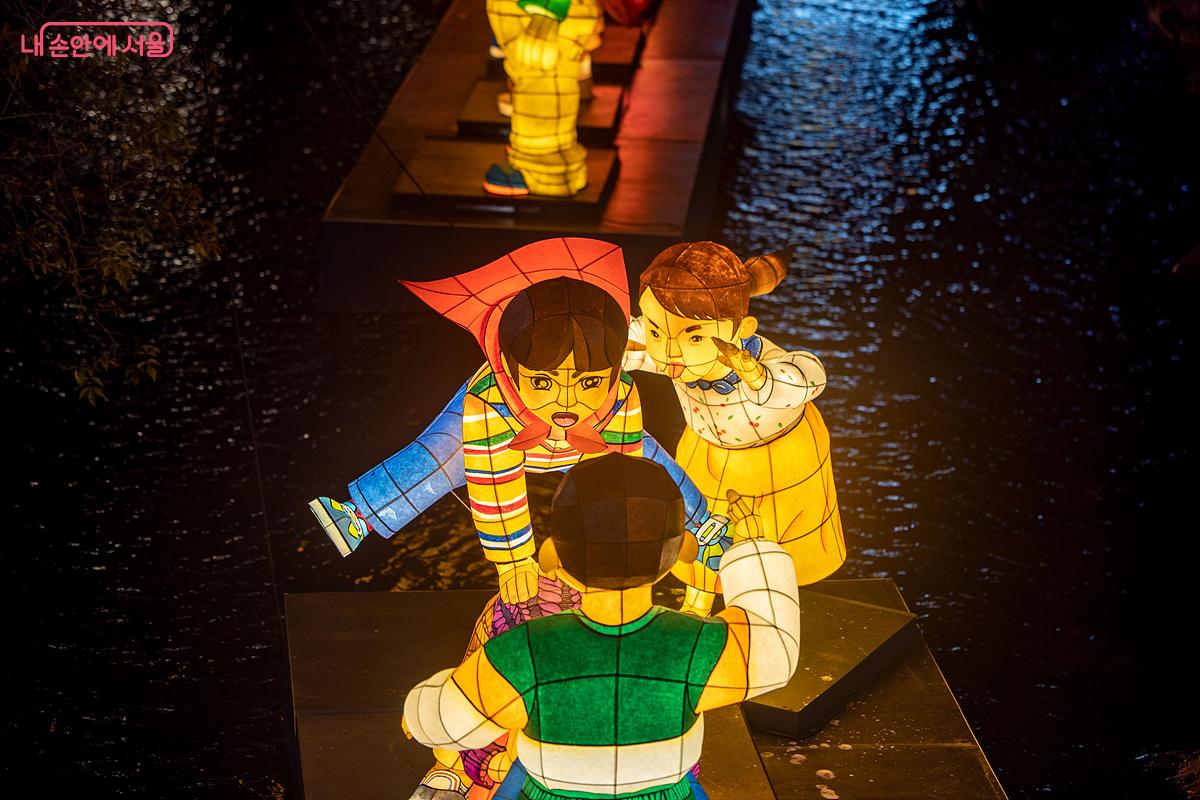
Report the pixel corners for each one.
[307,497,368,557]
[483,163,529,197]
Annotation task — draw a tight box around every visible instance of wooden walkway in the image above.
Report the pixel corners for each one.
[321,0,754,305]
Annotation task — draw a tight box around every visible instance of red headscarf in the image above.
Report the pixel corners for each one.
[402,238,630,454]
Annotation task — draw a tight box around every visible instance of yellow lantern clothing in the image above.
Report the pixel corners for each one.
[627,321,847,585]
[462,364,645,565]
[487,0,603,196]
[404,541,801,800]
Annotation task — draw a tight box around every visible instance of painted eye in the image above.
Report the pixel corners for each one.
[689,335,705,344]
[648,329,661,339]
[580,377,603,391]
[530,376,553,391]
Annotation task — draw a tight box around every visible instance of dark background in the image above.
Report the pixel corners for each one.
[2,0,1198,797]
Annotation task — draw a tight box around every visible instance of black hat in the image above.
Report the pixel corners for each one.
[550,454,685,590]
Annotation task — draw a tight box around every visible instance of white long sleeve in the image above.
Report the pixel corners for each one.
[718,539,801,697]
[403,667,507,750]
[742,339,826,409]
[622,316,660,374]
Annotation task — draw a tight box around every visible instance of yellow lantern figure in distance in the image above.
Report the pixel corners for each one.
[483,0,602,197]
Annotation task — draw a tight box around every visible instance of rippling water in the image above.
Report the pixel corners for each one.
[4,0,1198,797]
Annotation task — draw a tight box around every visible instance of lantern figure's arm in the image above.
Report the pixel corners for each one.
[642,432,712,533]
[695,539,801,712]
[622,316,655,374]
[724,336,827,410]
[404,648,528,751]
[462,391,535,565]
[347,381,469,538]
[596,372,645,455]
[606,376,714,533]
[626,318,828,409]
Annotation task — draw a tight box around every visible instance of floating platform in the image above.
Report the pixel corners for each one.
[321,0,756,306]
[284,579,1008,799]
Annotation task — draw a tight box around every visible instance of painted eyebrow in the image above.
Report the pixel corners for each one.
[683,324,704,333]
[644,316,662,330]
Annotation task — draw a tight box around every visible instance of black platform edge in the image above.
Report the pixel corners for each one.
[681,0,754,241]
[392,141,621,223]
[744,621,923,739]
[748,580,1011,800]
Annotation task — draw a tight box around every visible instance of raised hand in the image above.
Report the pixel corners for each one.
[711,337,768,391]
[512,14,560,72]
[497,556,541,603]
[726,489,764,541]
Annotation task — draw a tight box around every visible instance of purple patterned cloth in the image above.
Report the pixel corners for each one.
[461,577,582,788]
[490,576,582,637]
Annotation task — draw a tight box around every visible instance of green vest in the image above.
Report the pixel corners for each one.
[518,0,572,23]
[483,607,729,747]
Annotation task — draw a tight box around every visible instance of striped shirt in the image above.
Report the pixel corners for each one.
[462,365,644,564]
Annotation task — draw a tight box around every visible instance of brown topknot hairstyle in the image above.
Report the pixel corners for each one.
[638,241,793,321]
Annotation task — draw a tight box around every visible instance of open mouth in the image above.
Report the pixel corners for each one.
[551,412,579,428]
[666,362,686,379]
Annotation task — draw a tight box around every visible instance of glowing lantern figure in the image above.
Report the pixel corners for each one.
[483,0,603,197]
[403,454,801,800]
[307,238,724,604]
[626,242,847,616]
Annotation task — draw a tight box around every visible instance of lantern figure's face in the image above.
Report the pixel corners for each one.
[638,289,747,384]
[513,352,615,433]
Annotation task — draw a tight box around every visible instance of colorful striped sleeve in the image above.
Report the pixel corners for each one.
[462,390,534,564]
[598,373,644,455]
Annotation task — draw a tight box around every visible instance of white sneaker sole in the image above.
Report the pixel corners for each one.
[307,498,352,558]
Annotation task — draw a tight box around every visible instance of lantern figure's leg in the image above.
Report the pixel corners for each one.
[412,758,471,799]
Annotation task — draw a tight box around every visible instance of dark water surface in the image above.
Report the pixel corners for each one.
[4,0,1198,797]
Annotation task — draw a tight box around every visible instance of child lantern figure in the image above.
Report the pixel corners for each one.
[483,0,603,197]
[626,242,847,615]
[403,454,802,800]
